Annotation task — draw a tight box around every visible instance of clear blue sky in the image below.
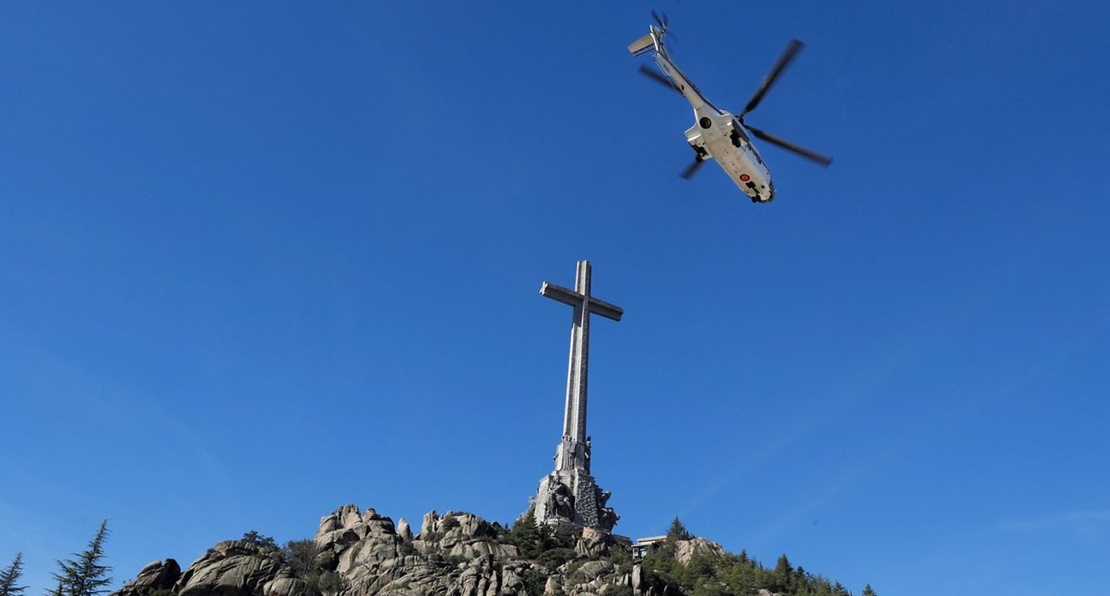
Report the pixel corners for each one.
[2,2,1108,595]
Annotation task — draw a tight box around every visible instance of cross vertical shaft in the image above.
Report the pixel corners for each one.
[541,260,623,472]
[532,259,624,531]
[564,261,591,443]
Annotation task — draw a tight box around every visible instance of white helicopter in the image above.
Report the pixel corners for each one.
[629,12,832,202]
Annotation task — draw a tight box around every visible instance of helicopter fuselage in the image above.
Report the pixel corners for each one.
[682,110,775,203]
[630,26,777,201]
[644,28,775,202]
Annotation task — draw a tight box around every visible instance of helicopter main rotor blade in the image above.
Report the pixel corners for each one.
[639,64,681,95]
[741,39,805,117]
[745,125,833,167]
[680,158,706,180]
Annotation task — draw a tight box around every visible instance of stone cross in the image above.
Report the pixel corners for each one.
[541,260,623,472]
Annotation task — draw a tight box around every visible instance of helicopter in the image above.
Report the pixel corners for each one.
[629,12,832,203]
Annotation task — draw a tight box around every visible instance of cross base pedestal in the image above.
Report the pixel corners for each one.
[533,469,618,532]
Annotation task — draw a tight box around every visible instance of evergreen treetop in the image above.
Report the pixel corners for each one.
[52,520,112,596]
[241,531,278,551]
[666,516,694,541]
[0,552,26,596]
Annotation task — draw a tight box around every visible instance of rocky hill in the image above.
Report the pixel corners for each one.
[110,504,858,596]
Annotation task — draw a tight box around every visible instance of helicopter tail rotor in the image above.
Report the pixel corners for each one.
[651,10,677,44]
[651,10,668,31]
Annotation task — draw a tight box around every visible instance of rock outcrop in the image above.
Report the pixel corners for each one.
[261,578,319,596]
[413,510,517,560]
[175,540,287,596]
[313,506,532,595]
[112,504,728,596]
[673,538,725,566]
[115,559,181,596]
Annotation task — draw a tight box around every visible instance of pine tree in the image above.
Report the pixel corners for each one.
[666,517,693,541]
[771,553,794,592]
[241,531,278,551]
[0,552,26,596]
[508,509,551,560]
[52,520,112,596]
[861,584,877,596]
[282,540,321,578]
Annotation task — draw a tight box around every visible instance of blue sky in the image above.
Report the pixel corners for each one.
[2,1,1108,595]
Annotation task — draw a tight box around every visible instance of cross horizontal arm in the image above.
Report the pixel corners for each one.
[540,282,624,322]
[540,282,581,307]
[587,297,623,322]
